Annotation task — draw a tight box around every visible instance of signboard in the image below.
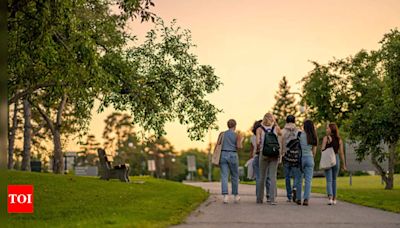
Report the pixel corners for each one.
[187,155,196,172]
[75,166,98,176]
[147,160,156,172]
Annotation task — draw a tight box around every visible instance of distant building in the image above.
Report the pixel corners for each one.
[345,141,388,175]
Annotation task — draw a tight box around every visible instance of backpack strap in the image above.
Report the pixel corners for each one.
[261,125,273,133]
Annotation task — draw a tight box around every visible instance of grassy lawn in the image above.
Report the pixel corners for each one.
[4,171,208,227]
[242,175,400,213]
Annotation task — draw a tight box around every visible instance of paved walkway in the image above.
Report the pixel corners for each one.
[175,182,400,228]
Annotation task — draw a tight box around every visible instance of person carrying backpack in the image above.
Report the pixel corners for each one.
[256,113,282,205]
[250,120,271,201]
[280,115,301,203]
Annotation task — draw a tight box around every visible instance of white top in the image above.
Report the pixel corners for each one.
[251,135,257,154]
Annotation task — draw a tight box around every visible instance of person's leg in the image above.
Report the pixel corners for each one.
[253,155,260,197]
[267,158,278,203]
[229,153,239,196]
[220,152,229,195]
[292,165,299,202]
[325,167,333,199]
[284,163,292,201]
[293,167,302,203]
[257,155,267,203]
[303,156,315,201]
[332,154,340,199]
[266,169,270,200]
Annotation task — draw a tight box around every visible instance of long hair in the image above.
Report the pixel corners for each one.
[328,123,340,140]
[304,120,318,146]
[262,113,274,126]
[252,120,262,135]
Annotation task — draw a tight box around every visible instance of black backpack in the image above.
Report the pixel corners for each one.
[261,126,280,157]
[283,131,302,167]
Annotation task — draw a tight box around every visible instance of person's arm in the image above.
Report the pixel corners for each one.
[249,143,254,158]
[236,133,243,149]
[216,132,223,145]
[312,145,317,157]
[274,122,282,136]
[279,131,285,156]
[256,128,262,152]
[339,139,347,171]
[321,136,327,151]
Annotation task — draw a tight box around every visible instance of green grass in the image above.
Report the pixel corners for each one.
[5,171,208,227]
[243,175,400,213]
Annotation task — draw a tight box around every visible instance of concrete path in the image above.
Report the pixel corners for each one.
[175,182,400,228]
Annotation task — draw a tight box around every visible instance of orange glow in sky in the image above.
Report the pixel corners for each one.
[67,0,400,152]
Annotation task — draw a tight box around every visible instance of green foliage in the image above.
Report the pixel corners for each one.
[301,61,351,127]
[101,19,222,140]
[8,0,221,172]
[77,134,100,166]
[5,170,208,227]
[301,29,400,189]
[272,76,297,127]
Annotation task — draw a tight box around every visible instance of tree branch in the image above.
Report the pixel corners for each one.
[31,102,55,134]
[371,153,388,182]
[8,82,60,104]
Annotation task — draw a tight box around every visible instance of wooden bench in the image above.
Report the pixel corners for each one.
[97,149,130,182]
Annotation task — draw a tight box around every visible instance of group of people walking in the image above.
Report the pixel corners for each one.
[217,113,347,206]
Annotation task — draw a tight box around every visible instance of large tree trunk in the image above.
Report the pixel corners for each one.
[53,128,63,173]
[371,152,389,189]
[371,141,398,190]
[34,94,67,174]
[386,141,397,190]
[8,101,19,169]
[21,99,32,171]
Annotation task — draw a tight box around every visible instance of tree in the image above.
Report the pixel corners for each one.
[8,0,156,173]
[8,1,221,174]
[103,112,136,155]
[301,29,400,189]
[8,101,19,169]
[78,134,100,166]
[272,76,297,127]
[301,61,351,127]
[100,19,222,141]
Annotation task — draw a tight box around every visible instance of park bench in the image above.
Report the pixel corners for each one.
[97,149,130,183]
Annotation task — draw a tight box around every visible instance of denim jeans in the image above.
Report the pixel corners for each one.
[253,155,270,197]
[220,151,239,195]
[284,162,300,200]
[296,155,314,200]
[324,153,340,197]
[257,155,278,203]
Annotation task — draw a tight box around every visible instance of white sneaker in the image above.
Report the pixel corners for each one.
[328,199,333,205]
[270,201,277,205]
[223,195,229,204]
[333,200,337,205]
[234,195,241,203]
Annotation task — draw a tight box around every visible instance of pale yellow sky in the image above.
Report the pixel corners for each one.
[67,0,400,152]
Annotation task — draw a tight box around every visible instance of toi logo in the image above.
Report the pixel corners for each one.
[8,185,34,213]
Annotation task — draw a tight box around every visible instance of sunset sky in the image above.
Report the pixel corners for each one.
[68,0,400,152]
